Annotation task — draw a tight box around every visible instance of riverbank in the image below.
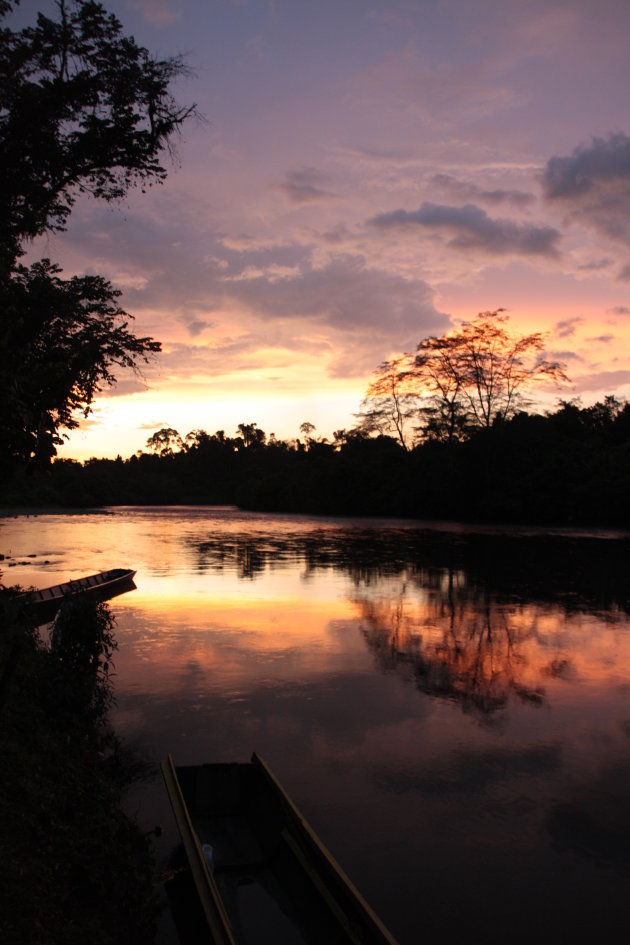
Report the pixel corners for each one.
[3,397,630,527]
[0,594,158,945]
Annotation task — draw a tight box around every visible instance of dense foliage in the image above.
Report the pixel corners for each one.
[5,396,630,527]
[0,594,156,944]
[1,259,160,466]
[0,0,195,467]
[0,0,194,262]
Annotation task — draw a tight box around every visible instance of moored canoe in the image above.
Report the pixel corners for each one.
[19,568,136,624]
[161,753,400,945]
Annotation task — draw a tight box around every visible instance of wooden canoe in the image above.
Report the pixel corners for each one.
[20,568,136,624]
[161,753,400,945]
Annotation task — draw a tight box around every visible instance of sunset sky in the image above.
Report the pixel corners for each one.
[24,0,630,459]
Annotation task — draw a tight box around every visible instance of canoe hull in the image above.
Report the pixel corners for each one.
[20,568,136,624]
[162,754,400,945]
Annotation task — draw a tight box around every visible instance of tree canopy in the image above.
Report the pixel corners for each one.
[0,0,196,466]
[146,427,184,457]
[0,0,195,266]
[5,396,630,527]
[356,357,418,451]
[358,310,569,446]
[0,259,160,465]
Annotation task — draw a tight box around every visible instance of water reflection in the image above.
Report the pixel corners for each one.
[356,584,545,715]
[187,526,630,610]
[3,510,630,944]
[375,742,563,796]
[185,527,630,719]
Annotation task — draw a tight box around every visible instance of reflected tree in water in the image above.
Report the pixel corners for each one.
[184,527,630,714]
[354,569,545,716]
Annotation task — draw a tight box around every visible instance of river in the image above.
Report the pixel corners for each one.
[2,506,630,944]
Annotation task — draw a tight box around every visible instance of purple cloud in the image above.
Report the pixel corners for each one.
[430,174,535,209]
[98,378,150,398]
[542,134,630,248]
[575,369,630,391]
[546,349,584,362]
[222,254,445,337]
[187,319,213,338]
[543,133,630,199]
[370,202,560,257]
[554,316,583,338]
[576,258,611,271]
[279,167,335,204]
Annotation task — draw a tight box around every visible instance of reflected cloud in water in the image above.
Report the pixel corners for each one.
[4,509,630,944]
[180,526,630,720]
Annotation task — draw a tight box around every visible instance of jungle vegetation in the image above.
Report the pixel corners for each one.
[5,393,630,527]
[0,593,157,945]
[0,0,196,467]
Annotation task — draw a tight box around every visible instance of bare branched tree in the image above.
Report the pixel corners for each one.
[356,357,419,450]
[358,310,570,447]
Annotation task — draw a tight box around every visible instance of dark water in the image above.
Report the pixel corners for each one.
[3,507,630,944]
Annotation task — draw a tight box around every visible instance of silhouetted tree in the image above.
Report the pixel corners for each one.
[412,332,469,443]
[237,422,266,448]
[356,356,418,450]
[184,429,212,451]
[0,0,195,266]
[146,427,183,456]
[414,310,568,438]
[359,310,569,447]
[299,421,317,450]
[0,0,196,466]
[1,260,160,465]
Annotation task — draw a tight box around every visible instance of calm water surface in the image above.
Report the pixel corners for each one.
[3,507,630,944]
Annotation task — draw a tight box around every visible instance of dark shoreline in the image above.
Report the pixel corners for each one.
[3,397,630,528]
[2,502,630,540]
[0,597,158,945]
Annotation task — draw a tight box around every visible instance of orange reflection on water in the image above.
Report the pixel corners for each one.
[113,590,365,699]
[132,593,357,649]
[4,509,630,723]
[351,581,630,715]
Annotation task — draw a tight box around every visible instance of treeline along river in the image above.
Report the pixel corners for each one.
[5,396,630,527]
[3,506,630,943]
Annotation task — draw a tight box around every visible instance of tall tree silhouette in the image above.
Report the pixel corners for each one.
[0,0,196,466]
[359,310,569,445]
[356,357,418,450]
